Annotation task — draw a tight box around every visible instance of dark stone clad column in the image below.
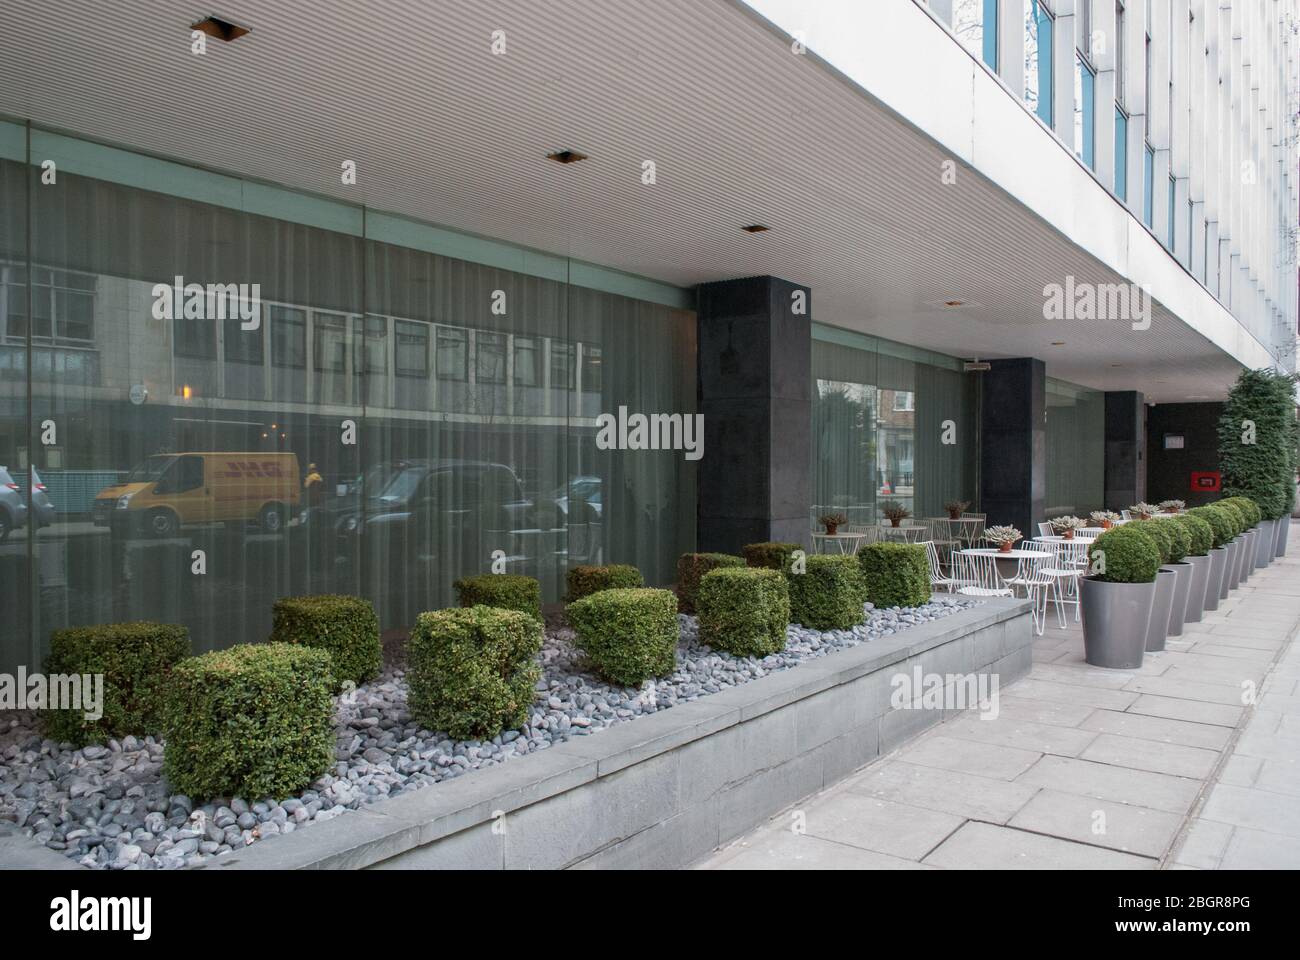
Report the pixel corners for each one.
[979,358,1046,536]
[696,276,811,554]
[1104,391,1147,509]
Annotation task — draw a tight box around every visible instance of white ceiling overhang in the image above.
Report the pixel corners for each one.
[0,0,1271,401]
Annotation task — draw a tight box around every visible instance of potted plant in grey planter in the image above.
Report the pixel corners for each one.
[1172,513,1214,624]
[1131,521,1177,653]
[1156,517,1193,639]
[1219,501,1246,595]
[1081,525,1161,669]
[1187,505,1233,612]
[1276,514,1290,559]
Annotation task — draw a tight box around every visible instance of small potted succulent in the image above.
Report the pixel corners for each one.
[1090,510,1122,530]
[1129,502,1161,520]
[880,501,911,528]
[944,499,971,521]
[1159,499,1185,514]
[819,511,847,536]
[1049,515,1085,539]
[983,525,1022,554]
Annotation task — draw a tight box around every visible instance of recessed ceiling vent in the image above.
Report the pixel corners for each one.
[192,15,250,42]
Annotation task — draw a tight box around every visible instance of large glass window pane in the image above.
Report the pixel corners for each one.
[1114,107,1129,199]
[811,329,977,534]
[1045,379,1105,517]
[953,0,999,70]
[1075,55,1096,168]
[1025,0,1055,125]
[1143,144,1155,226]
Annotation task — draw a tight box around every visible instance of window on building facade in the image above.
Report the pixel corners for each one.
[1025,0,1055,126]
[953,0,1000,71]
[1114,106,1129,200]
[1075,54,1096,168]
[1143,144,1154,226]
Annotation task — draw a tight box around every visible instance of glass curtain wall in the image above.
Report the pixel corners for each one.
[1044,377,1105,518]
[0,124,696,673]
[811,325,977,530]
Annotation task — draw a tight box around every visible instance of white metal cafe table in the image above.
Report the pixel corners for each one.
[811,531,870,555]
[958,546,1051,597]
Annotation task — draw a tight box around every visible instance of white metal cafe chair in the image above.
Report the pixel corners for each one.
[1033,537,1088,627]
[954,551,1013,600]
[924,540,962,592]
[1037,522,1054,538]
[1002,549,1055,635]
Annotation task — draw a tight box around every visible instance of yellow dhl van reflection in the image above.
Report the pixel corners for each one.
[92,452,300,537]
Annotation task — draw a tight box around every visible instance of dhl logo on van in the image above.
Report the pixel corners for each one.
[212,461,288,480]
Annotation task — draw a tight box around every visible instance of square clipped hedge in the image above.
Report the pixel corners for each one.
[407,606,543,741]
[453,574,542,620]
[564,564,644,603]
[696,567,790,657]
[788,555,866,629]
[742,542,802,572]
[162,643,334,801]
[859,542,931,609]
[270,594,381,692]
[675,552,745,613]
[566,588,678,686]
[42,622,191,747]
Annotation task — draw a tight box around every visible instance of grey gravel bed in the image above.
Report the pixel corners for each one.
[0,597,978,870]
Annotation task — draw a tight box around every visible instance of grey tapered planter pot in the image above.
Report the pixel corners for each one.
[1276,517,1290,558]
[1255,519,1277,567]
[1165,561,1191,637]
[1240,530,1255,582]
[1145,569,1177,652]
[1205,547,1228,611]
[1224,539,1242,594]
[1183,553,1211,623]
[1081,577,1155,669]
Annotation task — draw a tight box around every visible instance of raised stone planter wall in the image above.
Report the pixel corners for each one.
[205,597,1033,871]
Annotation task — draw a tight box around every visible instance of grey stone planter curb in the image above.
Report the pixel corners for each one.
[3,599,1030,872]
[221,598,1030,871]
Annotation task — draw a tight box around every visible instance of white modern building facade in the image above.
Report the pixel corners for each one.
[0,0,1295,674]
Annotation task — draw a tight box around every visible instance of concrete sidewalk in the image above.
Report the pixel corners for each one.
[699,529,1300,870]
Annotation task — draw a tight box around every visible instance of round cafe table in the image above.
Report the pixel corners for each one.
[879,524,929,543]
[811,532,869,555]
[959,547,1051,598]
[960,548,1051,560]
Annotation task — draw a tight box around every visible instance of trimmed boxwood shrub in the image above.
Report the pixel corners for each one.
[270,594,381,692]
[162,643,334,801]
[1218,368,1300,521]
[1173,513,1214,557]
[1161,519,1190,564]
[564,564,644,603]
[566,588,678,685]
[1188,505,1233,548]
[454,574,542,620]
[742,542,802,572]
[42,622,191,747]
[407,606,543,741]
[1087,525,1161,583]
[1216,500,1246,538]
[1224,496,1262,527]
[859,542,931,609]
[1139,520,1173,565]
[676,552,745,614]
[788,555,866,630]
[696,567,790,657]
